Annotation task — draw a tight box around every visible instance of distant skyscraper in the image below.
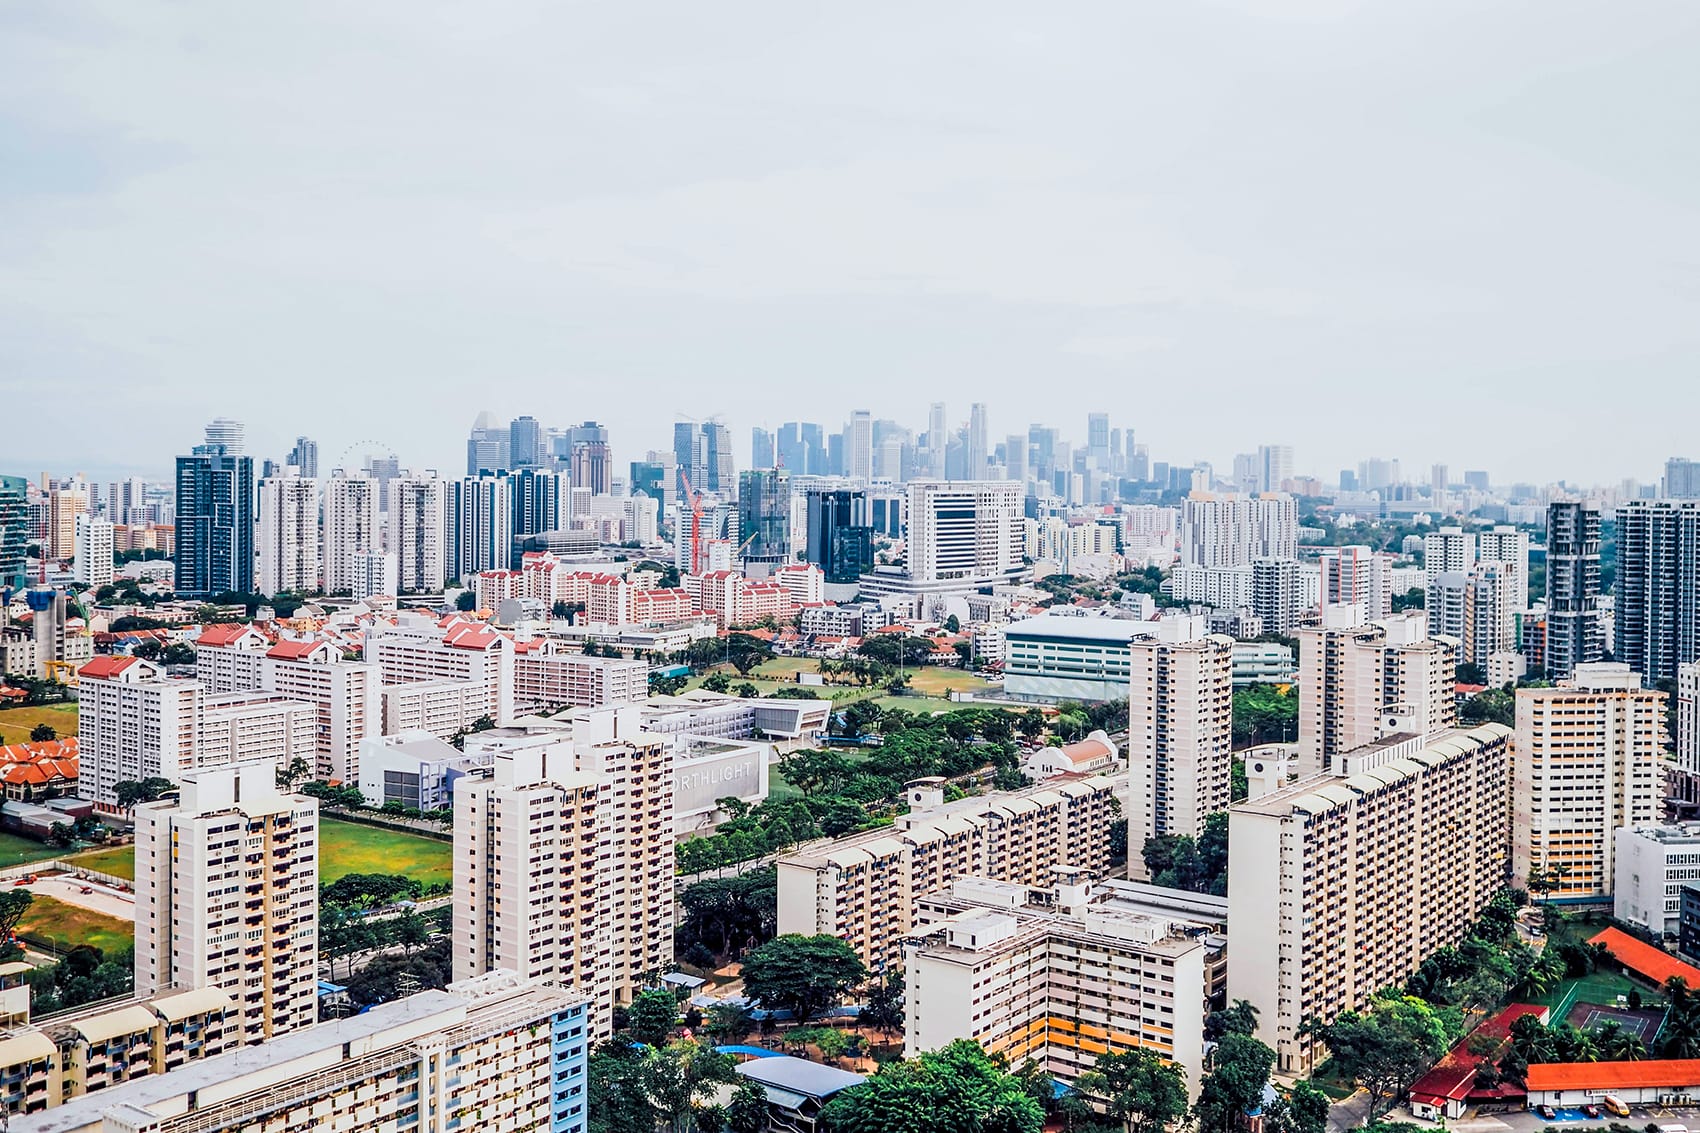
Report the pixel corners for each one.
[509,415,546,469]
[175,442,254,597]
[967,403,990,478]
[1004,433,1028,485]
[751,427,776,470]
[737,468,791,574]
[510,468,567,550]
[204,417,246,454]
[804,488,872,583]
[1666,457,1700,499]
[447,474,512,581]
[1615,500,1700,685]
[927,402,947,478]
[73,512,114,589]
[566,421,613,495]
[1464,470,1491,492]
[467,411,511,475]
[800,422,825,475]
[848,411,874,482]
[1546,501,1605,680]
[702,422,734,493]
[288,436,318,478]
[1087,413,1110,465]
[1258,445,1294,494]
[0,475,27,592]
[776,423,807,475]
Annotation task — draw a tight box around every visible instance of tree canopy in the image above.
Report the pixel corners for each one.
[740,934,865,1023]
[820,1039,1043,1133]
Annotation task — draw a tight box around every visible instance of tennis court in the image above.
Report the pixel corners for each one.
[1566,1000,1666,1040]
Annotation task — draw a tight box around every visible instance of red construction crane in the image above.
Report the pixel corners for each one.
[678,470,705,575]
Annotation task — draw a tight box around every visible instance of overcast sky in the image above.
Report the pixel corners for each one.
[4,2,1699,487]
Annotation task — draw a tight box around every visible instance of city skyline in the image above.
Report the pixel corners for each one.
[5,5,1700,483]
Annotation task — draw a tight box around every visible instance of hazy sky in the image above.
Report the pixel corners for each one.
[4,2,1699,486]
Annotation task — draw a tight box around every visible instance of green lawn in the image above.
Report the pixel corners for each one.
[57,818,452,888]
[16,894,131,956]
[0,703,79,744]
[64,844,137,881]
[319,818,452,887]
[0,831,75,871]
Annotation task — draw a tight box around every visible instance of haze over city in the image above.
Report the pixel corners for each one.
[6,2,1700,482]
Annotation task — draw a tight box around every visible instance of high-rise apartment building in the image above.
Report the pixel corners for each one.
[1478,524,1531,580]
[1251,556,1304,635]
[1681,661,1700,781]
[77,657,201,808]
[1514,664,1664,901]
[1615,499,1700,686]
[1126,620,1232,861]
[454,741,613,1036]
[508,414,546,468]
[736,468,791,575]
[1320,546,1395,618]
[203,417,245,454]
[1424,526,1477,586]
[46,482,89,562]
[72,513,113,590]
[1231,725,1513,1072]
[509,467,566,554]
[256,475,320,597]
[366,613,515,724]
[777,775,1122,972]
[387,470,446,592]
[564,421,613,495]
[1297,607,1458,777]
[133,761,319,1045]
[1178,493,1297,568]
[174,444,254,597]
[447,474,512,582]
[286,436,318,478]
[106,476,149,526]
[1546,501,1605,680]
[321,472,379,595]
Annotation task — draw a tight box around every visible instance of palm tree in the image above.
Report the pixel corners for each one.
[1595,1021,1647,1062]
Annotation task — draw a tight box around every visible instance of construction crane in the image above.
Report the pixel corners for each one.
[678,470,705,575]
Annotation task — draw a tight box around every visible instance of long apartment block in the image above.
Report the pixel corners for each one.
[1228,724,1512,1073]
[777,773,1123,972]
[904,872,1225,1098]
[11,972,590,1133]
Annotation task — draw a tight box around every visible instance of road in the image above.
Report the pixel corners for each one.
[20,873,136,922]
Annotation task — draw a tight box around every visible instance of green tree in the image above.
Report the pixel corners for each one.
[641,1040,737,1133]
[860,969,905,1036]
[113,777,176,813]
[1193,1033,1276,1133]
[724,1079,769,1133]
[275,756,313,791]
[740,934,866,1023]
[1075,1048,1188,1133]
[628,987,681,1046]
[1318,995,1452,1119]
[455,590,477,611]
[1265,1081,1332,1133]
[0,890,33,937]
[29,723,56,742]
[47,822,74,847]
[1205,999,1260,1042]
[820,1039,1044,1133]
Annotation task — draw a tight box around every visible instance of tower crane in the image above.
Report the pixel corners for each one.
[678,470,704,575]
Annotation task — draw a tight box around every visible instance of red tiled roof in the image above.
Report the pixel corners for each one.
[266,640,329,661]
[79,656,139,679]
[1590,927,1700,988]
[197,623,265,647]
[1410,1003,1547,1105]
[1526,1059,1700,1092]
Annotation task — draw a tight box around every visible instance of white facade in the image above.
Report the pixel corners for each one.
[198,692,317,770]
[1678,661,1699,777]
[1423,526,1477,585]
[133,760,319,1046]
[77,657,201,809]
[1319,545,1394,618]
[350,550,397,601]
[322,473,380,595]
[1178,493,1297,568]
[1614,824,1700,936]
[903,480,1024,586]
[1003,613,1153,703]
[366,614,515,725]
[1229,725,1513,1073]
[448,474,512,581]
[1514,663,1664,901]
[387,471,447,592]
[256,476,320,597]
[358,730,489,812]
[1126,620,1233,858]
[73,513,114,589]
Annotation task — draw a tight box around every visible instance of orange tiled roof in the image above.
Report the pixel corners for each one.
[79,656,139,679]
[1526,1059,1700,1092]
[1589,927,1700,989]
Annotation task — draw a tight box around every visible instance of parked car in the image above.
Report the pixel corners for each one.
[1583,1105,1601,1119]
[1537,1106,1557,1120]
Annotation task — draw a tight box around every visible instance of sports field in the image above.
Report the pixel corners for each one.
[16,893,131,956]
[60,818,452,888]
[319,818,452,887]
[1567,1000,1666,1041]
[0,703,79,743]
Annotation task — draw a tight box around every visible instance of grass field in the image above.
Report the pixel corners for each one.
[16,893,132,956]
[0,703,79,744]
[0,830,76,870]
[60,819,454,888]
[319,818,452,888]
[64,844,137,881]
